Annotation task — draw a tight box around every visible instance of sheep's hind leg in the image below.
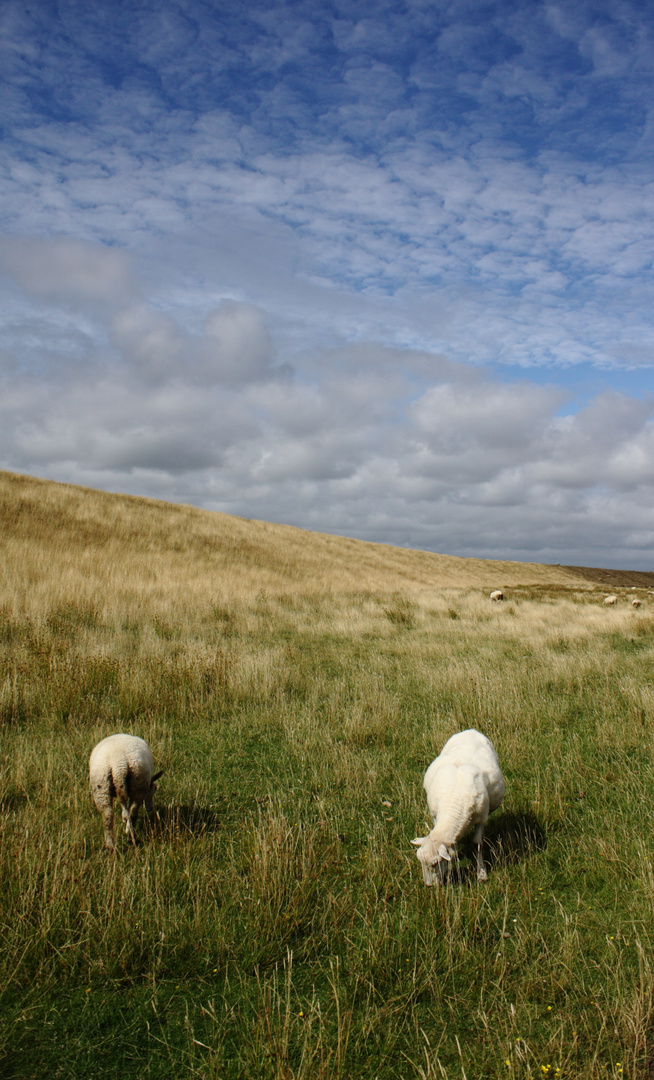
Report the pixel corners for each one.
[119,803,138,847]
[114,773,137,847]
[473,824,487,881]
[101,806,115,851]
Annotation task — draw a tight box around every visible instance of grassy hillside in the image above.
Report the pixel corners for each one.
[0,470,609,613]
[1,470,654,1079]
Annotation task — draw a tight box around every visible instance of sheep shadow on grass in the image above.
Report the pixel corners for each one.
[146,803,222,841]
[484,809,546,868]
[445,809,546,885]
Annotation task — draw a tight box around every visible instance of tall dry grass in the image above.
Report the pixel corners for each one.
[1,471,654,1078]
[1,470,598,620]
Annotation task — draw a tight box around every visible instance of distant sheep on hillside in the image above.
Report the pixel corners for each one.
[89,734,163,850]
[632,598,642,608]
[411,729,505,886]
[490,590,504,601]
[603,595,618,606]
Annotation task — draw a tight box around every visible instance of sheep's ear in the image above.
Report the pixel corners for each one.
[151,771,164,783]
[438,844,452,862]
[411,836,427,847]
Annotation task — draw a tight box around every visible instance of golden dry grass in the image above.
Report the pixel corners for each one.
[1,469,610,624]
[2,468,654,1079]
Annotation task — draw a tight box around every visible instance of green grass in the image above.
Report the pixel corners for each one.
[1,587,654,1079]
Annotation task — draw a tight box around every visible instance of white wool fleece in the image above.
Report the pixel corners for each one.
[89,734,162,850]
[412,729,504,886]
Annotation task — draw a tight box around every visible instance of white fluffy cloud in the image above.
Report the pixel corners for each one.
[0,235,134,305]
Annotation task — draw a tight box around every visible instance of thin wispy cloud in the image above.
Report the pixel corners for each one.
[1,0,653,567]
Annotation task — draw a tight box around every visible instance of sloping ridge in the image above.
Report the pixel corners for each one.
[561,565,654,589]
[2,469,651,594]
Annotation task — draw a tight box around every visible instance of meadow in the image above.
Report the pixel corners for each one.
[1,470,654,1079]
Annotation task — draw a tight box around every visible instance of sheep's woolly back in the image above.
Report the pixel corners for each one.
[423,731,503,839]
[89,734,156,817]
[424,759,493,844]
[89,734,154,790]
[89,733,160,850]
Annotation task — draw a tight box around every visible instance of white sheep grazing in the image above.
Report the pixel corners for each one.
[490,590,504,601]
[603,595,618,606]
[411,729,505,886]
[89,734,163,850]
[632,598,641,608]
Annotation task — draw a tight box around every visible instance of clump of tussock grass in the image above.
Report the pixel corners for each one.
[382,595,418,629]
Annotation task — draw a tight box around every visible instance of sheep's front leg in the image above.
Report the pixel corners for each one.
[437,858,450,886]
[473,823,487,881]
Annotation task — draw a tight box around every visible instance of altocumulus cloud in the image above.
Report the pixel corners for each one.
[2,0,654,568]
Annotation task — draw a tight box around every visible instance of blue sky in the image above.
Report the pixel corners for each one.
[1,0,653,567]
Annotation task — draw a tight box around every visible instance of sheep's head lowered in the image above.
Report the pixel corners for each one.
[119,769,164,835]
[145,770,164,813]
[411,835,456,886]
